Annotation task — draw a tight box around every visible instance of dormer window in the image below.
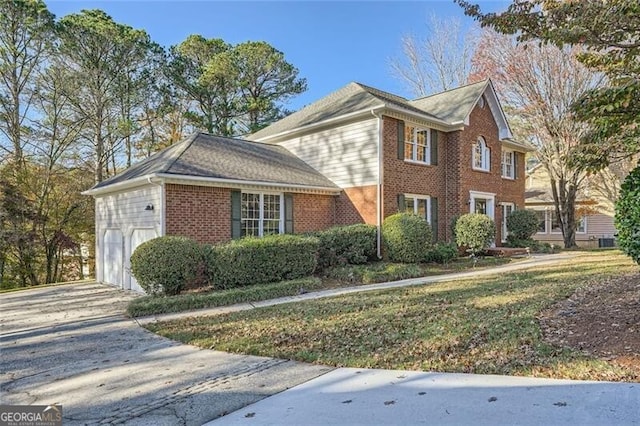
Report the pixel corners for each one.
[473,137,490,171]
[404,125,431,164]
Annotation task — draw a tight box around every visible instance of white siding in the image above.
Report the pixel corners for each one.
[95,184,162,291]
[586,213,616,238]
[279,118,378,188]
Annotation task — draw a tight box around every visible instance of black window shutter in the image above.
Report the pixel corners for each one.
[430,129,438,165]
[397,193,405,212]
[397,120,405,160]
[284,193,294,234]
[231,190,242,239]
[513,152,518,179]
[431,197,439,242]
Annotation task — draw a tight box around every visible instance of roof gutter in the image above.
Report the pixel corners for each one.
[83,173,341,197]
[81,175,159,196]
[255,103,455,143]
[155,173,341,194]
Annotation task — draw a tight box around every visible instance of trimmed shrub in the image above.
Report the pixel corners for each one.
[615,164,640,265]
[505,235,536,249]
[426,242,459,264]
[455,213,496,256]
[207,234,319,289]
[382,212,433,263]
[130,236,205,296]
[506,209,539,240]
[315,224,377,269]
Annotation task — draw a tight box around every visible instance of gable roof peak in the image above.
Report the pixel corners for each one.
[411,79,490,102]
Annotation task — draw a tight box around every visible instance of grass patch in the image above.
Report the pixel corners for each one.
[127,277,322,317]
[147,251,640,381]
[0,279,95,293]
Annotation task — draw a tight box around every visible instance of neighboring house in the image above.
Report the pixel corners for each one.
[525,165,617,248]
[84,79,531,291]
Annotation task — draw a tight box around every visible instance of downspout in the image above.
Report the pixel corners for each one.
[147,176,165,236]
[371,108,384,259]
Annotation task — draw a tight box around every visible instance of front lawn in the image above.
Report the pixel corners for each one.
[147,251,640,381]
[128,256,512,317]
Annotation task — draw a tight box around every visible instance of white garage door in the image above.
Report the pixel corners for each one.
[129,229,158,293]
[103,229,123,287]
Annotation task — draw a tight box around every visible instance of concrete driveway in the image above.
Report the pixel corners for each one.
[0,282,330,425]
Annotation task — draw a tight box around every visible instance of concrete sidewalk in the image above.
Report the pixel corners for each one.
[207,368,640,425]
[137,252,579,326]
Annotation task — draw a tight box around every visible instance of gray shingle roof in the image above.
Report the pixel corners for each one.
[250,82,441,141]
[408,80,489,124]
[91,133,339,191]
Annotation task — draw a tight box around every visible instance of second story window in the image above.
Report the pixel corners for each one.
[473,136,490,171]
[404,125,431,164]
[501,150,515,179]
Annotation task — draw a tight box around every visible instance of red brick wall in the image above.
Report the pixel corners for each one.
[165,184,338,243]
[292,193,336,233]
[381,116,448,241]
[165,184,232,244]
[458,104,526,244]
[336,185,377,225]
[380,106,526,244]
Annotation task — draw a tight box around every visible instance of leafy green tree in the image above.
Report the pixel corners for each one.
[457,0,640,168]
[57,9,159,182]
[0,0,54,169]
[234,41,306,134]
[615,162,640,266]
[166,35,238,136]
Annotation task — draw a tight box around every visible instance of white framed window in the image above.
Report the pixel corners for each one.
[529,209,548,234]
[404,124,431,164]
[469,190,495,220]
[241,192,283,237]
[577,216,587,234]
[501,203,515,242]
[473,137,490,171]
[404,194,431,223]
[501,150,515,179]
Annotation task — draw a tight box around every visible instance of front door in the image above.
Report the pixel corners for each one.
[502,203,515,242]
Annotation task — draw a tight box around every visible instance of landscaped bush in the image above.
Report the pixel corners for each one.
[315,224,377,269]
[130,236,205,296]
[425,242,459,264]
[455,213,496,256]
[615,164,640,265]
[381,212,433,263]
[506,210,539,240]
[206,234,319,289]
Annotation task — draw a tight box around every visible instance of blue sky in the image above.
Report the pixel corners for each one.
[45,1,509,111]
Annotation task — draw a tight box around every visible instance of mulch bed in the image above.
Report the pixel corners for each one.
[539,272,640,368]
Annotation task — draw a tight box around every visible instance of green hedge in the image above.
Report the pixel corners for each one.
[615,163,640,265]
[425,242,458,264]
[382,212,433,263]
[130,236,205,296]
[506,209,539,240]
[315,224,377,268]
[206,234,319,289]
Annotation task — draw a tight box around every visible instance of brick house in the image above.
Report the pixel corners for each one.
[85,79,531,291]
